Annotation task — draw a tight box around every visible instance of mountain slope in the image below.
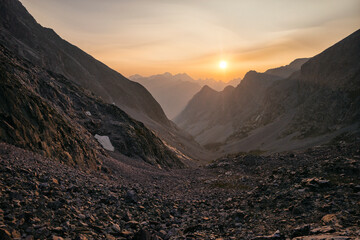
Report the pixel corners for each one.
[0,0,211,163]
[174,70,284,146]
[175,31,360,154]
[0,0,169,127]
[0,44,184,168]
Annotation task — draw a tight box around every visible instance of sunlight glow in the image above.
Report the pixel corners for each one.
[219,61,227,69]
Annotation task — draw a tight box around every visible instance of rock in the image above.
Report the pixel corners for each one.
[47,201,63,210]
[52,236,64,240]
[291,225,311,238]
[111,223,121,233]
[302,178,331,189]
[0,228,12,240]
[11,229,21,239]
[76,234,88,240]
[123,211,132,221]
[132,229,152,240]
[321,214,338,225]
[126,221,140,229]
[310,226,335,234]
[120,230,133,237]
[105,234,116,240]
[292,235,353,240]
[252,230,284,240]
[125,190,139,203]
[165,227,177,239]
[50,177,59,184]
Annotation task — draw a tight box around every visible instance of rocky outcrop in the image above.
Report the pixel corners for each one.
[0,47,100,170]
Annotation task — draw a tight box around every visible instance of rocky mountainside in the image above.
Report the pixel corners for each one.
[0,0,211,163]
[0,0,169,126]
[175,30,360,154]
[0,44,184,169]
[130,73,240,119]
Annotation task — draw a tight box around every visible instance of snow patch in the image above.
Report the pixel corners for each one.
[85,111,92,116]
[94,134,114,151]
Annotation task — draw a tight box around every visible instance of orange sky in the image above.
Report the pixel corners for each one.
[20,0,360,82]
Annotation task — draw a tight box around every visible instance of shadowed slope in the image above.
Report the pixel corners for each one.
[0,0,169,127]
[0,44,184,169]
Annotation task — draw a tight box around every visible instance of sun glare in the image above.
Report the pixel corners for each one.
[219,60,227,69]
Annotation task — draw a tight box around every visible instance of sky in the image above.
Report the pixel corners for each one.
[20,0,360,82]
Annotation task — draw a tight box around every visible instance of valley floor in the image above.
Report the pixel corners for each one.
[0,141,359,240]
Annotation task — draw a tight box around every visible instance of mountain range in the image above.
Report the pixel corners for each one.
[130,73,240,119]
[1,0,359,163]
[175,33,359,154]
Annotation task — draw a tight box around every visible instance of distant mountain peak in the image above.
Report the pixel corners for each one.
[162,72,173,77]
[223,85,235,92]
[243,70,259,78]
[129,74,143,80]
[199,85,217,93]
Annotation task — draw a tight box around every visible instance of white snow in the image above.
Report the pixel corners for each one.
[85,111,92,116]
[94,134,114,151]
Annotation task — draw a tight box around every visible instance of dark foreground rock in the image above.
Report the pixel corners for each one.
[0,139,359,239]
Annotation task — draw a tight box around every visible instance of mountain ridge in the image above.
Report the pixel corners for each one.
[175,31,360,154]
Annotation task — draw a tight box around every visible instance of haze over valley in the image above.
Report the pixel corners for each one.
[130,73,240,119]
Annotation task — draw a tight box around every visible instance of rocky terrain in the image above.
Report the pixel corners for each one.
[0,135,359,239]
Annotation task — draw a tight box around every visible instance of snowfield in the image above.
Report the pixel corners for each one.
[94,134,115,151]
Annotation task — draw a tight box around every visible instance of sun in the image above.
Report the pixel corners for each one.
[219,60,227,69]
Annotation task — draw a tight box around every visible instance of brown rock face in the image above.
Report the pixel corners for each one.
[0,47,99,169]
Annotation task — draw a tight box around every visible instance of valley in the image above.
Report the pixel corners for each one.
[0,0,359,239]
